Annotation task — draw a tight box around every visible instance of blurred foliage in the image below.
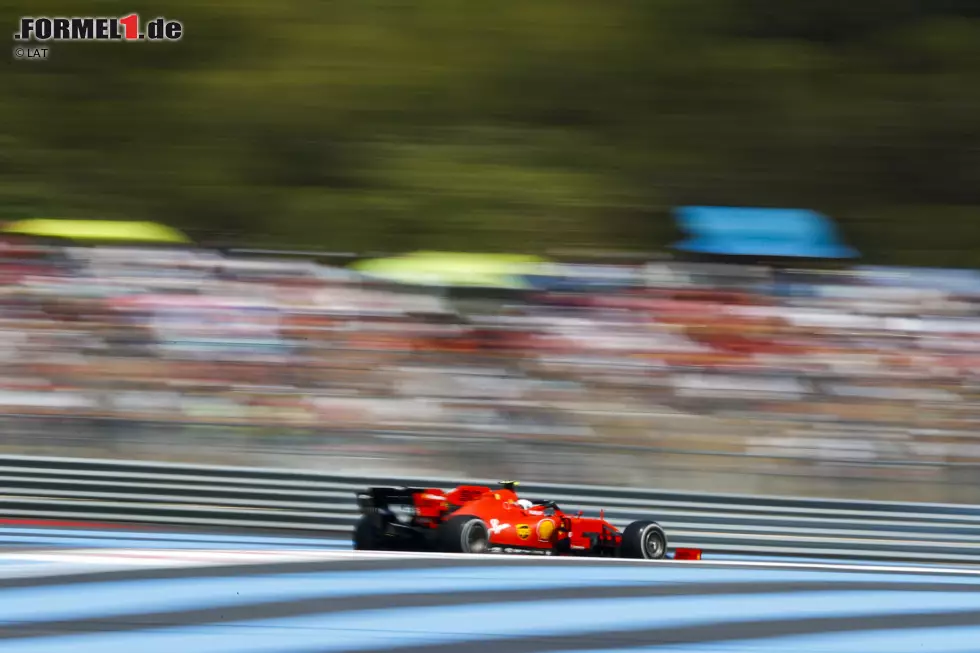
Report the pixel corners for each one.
[1,0,980,263]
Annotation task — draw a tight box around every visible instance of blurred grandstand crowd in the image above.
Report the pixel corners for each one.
[2,241,980,498]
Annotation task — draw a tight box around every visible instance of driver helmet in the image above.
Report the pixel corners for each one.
[515,499,534,510]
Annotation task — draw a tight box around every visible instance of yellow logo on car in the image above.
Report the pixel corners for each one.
[537,519,555,540]
[516,524,531,540]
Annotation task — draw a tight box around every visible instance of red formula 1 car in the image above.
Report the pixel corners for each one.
[353,481,680,560]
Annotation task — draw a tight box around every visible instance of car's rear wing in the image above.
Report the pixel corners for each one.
[356,486,427,518]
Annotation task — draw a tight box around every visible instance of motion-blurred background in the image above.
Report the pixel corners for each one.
[2,0,980,503]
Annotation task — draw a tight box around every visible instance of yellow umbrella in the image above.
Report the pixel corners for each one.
[352,252,547,289]
[3,219,191,244]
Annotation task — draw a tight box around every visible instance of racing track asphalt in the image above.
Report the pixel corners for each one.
[2,526,980,652]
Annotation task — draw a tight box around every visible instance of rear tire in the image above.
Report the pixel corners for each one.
[438,515,490,554]
[353,515,384,550]
[620,520,667,560]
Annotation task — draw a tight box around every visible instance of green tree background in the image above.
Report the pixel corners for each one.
[2,0,980,265]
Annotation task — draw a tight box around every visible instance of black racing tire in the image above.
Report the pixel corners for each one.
[353,515,385,551]
[438,515,490,554]
[620,520,668,560]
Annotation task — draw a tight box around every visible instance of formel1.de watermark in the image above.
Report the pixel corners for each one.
[13,14,183,60]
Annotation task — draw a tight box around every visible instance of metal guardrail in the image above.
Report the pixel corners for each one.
[2,454,979,564]
[7,414,980,505]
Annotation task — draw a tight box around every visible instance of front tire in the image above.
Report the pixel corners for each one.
[438,515,490,553]
[620,520,667,560]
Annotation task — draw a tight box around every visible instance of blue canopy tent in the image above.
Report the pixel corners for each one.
[672,206,858,259]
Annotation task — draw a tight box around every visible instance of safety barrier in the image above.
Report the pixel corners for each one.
[1,454,978,564]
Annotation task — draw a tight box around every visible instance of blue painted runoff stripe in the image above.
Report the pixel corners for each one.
[0,535,344,551]
[613,624,980,653]
[0,562,839,625]
[0,560,45,566]
[708,553,965,569]
[0,527,349,548]
[6,561,980,626]
[4,590,980,653]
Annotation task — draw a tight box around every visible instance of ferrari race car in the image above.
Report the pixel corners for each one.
[354,481,686,560]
